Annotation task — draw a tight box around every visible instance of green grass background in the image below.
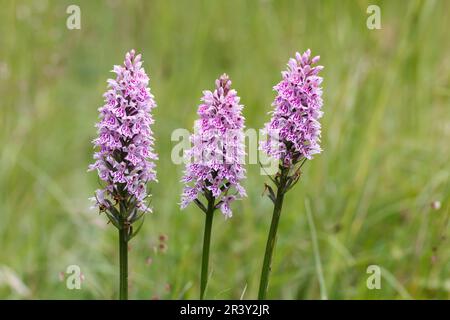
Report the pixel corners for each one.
[0,0,449,299]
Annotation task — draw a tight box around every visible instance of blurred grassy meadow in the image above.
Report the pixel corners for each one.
[0,0,449,299]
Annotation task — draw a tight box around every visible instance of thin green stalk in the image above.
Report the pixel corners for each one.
[200,198,215,300]
[305,198,327,300]
[258,168,288,300]
[119,224,128,300]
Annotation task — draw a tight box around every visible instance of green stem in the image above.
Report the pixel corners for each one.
[258,169,288,300]
[119,221,128,300]
[200,199,215,300]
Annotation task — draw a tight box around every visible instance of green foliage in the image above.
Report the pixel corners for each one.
[0,0,448,299]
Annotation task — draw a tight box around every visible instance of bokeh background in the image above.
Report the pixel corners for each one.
[0,0,449,299]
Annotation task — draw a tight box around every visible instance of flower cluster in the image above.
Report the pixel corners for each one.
[89,50,157,214]
[181,74,246,218]
[261,49,324,167]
